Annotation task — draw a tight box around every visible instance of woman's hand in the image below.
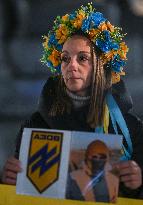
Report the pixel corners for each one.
[1,156,22,185]
[116,160,142,189]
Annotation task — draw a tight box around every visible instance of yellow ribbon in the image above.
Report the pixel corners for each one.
[103,104,109,134]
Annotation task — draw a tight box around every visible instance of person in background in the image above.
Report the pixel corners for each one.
[1,3,143,199]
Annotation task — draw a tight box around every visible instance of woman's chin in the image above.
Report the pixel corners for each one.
[67,86,87,96]
[66,82,81,90]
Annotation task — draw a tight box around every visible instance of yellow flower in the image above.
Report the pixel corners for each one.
[58,35,68,44]
[106,21,114,32]
[62,14,69,21]
[88,29,100,39]
[43,35,49,49]
[99,22,108,31]
[112,72,120,84]
[56,25,69,44]
[99,22,114,32]
[112,71,125,84]
[71,10,85,29]
[48,49,61,67]
[118,42,129,60]
[103,50,116,64]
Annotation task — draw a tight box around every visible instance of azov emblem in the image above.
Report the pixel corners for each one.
[27,131,63,193]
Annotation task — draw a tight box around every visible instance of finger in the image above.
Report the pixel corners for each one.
[5,170,18,179]
[4,177,17,185]
[4,163,22,173]
[117,160,138,169]
[121,177,142,189]
[119,167,142,189]
[7,157,21,167]
[116,161,139,175]
[119,165,139,176]
[114,160,142,189]
[123,181,139,189]
[120,173,140,183]
[2,171,17,185]
[4,157,22,173]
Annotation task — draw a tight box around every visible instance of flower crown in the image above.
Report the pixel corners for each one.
[41,3,129,84]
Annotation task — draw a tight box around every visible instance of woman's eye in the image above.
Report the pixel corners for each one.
[78,55,89,62]
[61,56,69,63]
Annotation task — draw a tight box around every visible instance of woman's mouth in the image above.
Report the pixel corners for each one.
[67,74,80,80]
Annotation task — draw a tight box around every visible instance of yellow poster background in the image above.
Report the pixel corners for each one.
[0,185,142,205]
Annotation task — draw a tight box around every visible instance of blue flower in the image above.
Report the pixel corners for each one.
[90,12,106,28]
[103,31,119,50]
[96,31,120,53]
[110,55,125,72]
[69,13,76,20]
[110,42,119,50]
[82,12,106,32]
[81,18,91,32]
[56,43,62,50]
[48,34,58,47]
[46,61,61,74]
[103,30,111,42]
[56,65,61,73]
[96,39,111,53]
[46,61,53,69]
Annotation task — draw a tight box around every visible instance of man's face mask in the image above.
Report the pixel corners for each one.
[87,154,107,176]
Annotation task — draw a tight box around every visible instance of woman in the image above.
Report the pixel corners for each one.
[2,3,143,199]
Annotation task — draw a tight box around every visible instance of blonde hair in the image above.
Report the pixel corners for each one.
[87,46,112,128]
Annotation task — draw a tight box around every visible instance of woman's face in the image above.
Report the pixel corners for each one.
[61,35,93,96]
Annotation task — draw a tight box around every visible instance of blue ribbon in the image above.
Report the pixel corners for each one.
[95,126,104,133]
[106,93,133,160]
[95,93,133,160]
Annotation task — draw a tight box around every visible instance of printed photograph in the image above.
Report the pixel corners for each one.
[66,133,122,203]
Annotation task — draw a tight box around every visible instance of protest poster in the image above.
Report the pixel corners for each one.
[16,128,122,203]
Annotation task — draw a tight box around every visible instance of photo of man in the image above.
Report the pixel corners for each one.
[66,140,120,203]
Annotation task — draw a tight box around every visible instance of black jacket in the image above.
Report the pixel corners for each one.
[15,76,143,199]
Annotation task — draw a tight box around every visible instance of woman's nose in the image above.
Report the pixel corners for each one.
[68,57,78,71]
